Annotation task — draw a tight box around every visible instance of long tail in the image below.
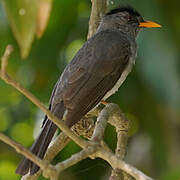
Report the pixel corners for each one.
[16,102,65,175]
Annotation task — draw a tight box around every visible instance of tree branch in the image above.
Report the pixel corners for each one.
[0,132,44,169]
[56,146,97,173]
[91,104,111,142]
[109,108,134,180]
[87,0,107,39]
[0,132,58,180]
[97,149,153,180]
[20,116,97,180]
[0,46,91,150]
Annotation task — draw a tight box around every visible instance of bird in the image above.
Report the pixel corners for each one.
[16,6,161,175]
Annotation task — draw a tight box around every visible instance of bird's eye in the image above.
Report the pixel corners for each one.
[127,16,133,22]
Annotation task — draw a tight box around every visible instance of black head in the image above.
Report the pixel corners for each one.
[97,6,161,38]
[107,6,140,16]
[105,6,161,29]
[106,6,144,28]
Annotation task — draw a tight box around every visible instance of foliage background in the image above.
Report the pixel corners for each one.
[0,0,180,179]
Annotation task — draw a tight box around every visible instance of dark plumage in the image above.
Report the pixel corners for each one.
[16,6,160,176]
[106,6,141,17]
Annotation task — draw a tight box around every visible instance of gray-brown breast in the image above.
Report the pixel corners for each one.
[50,30,133,127]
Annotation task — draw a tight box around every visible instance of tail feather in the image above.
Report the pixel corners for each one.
[30,121,57,175]
[16,102,65,175]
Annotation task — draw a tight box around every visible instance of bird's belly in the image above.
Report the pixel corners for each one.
[103,61,133,100]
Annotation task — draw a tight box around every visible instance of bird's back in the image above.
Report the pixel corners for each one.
[50,30,135,127]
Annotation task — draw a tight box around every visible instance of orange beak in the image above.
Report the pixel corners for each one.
[139,21,161,28]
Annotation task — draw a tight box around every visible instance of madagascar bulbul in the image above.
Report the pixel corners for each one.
[16,6,161,175]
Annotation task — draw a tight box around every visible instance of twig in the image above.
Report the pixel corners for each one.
[56,146,97,172]
[0,132,58,180]
[91,103,117,142]
[22,133,70,180]
[89,103,153,180]
[89,104,153,180]
[110,108,130,160]
[21,116,96,180]
[0,45,13,75]
[97,149,153,180]
[109,107,132,179]
[0,132,44,169]
[0,46,91,150]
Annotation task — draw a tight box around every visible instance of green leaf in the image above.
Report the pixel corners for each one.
[36,0,53,38]
[2,0,37,58]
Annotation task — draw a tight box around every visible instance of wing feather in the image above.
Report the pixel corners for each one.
[51,30,132,127]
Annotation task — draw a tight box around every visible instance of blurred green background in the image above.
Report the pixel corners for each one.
[0,0,180,179]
